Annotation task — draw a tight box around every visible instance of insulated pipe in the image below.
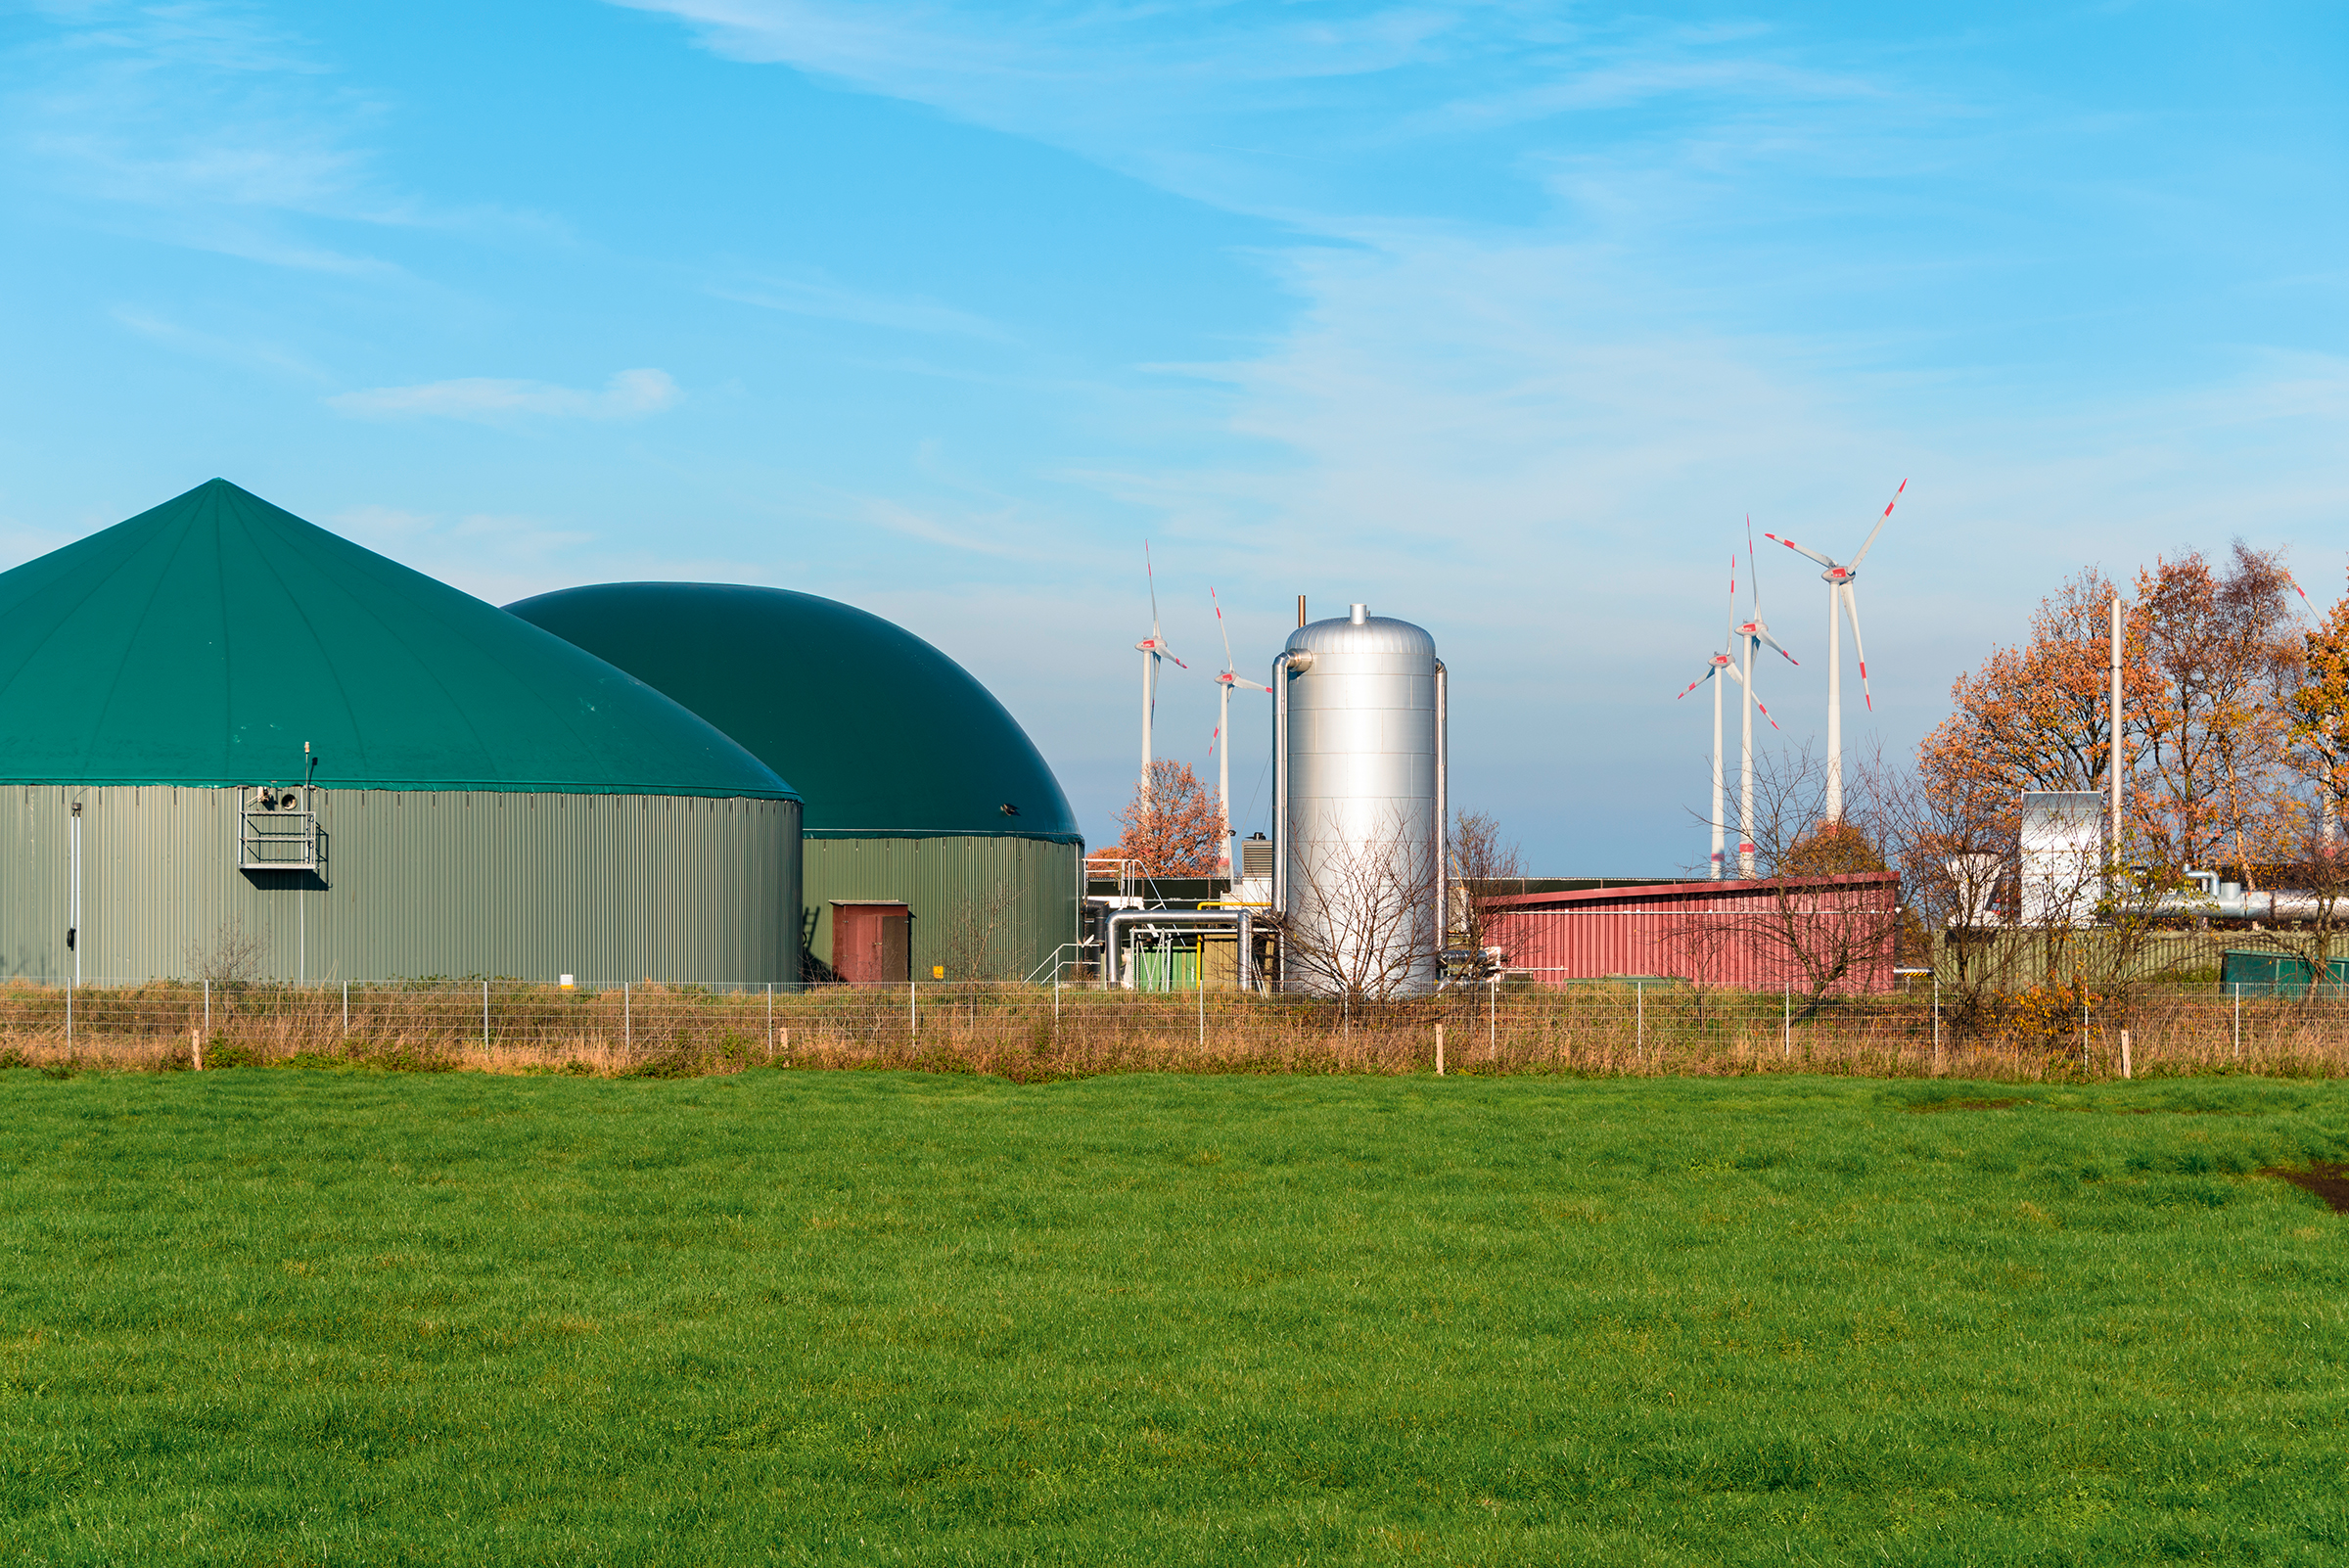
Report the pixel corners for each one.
[1434,659,1449,969]
[1271,651,1292,917]
[1099,906,1254,992]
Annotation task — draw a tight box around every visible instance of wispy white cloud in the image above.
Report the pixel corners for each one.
[607,0,1490,203]
[112,306,332,381]
[711,275,1009,341]
[326,369,683,423]
[332,505,603,605]
[5,2,566,275]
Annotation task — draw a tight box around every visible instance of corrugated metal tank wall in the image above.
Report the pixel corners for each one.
[0,786,800,984]
[802,837,1081,982]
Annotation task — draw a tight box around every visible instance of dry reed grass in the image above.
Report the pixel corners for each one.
[4,978,2348,1083]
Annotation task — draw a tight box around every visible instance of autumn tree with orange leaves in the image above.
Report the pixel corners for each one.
[1114,760,1224,876]
[1918,545,2301,884]
[2282,564,2349,844]
[2133,543,2301,874]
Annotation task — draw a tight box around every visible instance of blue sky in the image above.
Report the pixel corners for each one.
[3,1,2344,869]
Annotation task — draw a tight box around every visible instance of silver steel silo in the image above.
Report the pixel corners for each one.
[1272,604,1446,997]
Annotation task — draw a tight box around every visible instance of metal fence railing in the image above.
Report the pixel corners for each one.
[3,975,2347,1081]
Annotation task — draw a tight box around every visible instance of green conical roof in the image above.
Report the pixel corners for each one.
[506,582,1079,842]
[0,481,796,799]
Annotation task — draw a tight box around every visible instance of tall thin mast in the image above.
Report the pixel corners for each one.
[1824,585,1843,821]
[2110,594,2123,866]
[1739,634,1757,878]
[1218,675,1233,876]
[1711,669,1727,879]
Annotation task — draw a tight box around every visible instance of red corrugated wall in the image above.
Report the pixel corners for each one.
[1482,873,1899,992]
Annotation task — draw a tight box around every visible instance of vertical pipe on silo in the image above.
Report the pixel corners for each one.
[1435,661,1448,969]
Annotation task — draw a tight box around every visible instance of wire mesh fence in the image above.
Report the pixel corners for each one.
[6,975,2349,1082]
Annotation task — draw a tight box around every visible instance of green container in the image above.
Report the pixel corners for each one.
[1129,941,1201,993]
[2218,948,2349,999]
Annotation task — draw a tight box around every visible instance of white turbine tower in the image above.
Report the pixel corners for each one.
[1733,519,1798,877]
[1134,541,1187,781]
[1764,479,1904,822]
[1678,555,1769,880]
[1209,587,1268,878]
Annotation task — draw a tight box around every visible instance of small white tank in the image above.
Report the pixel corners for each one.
[1272,603,1446,997]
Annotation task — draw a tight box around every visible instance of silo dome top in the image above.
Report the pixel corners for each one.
[0,480,796,799]
[505,582,1080,842]
[1284,610,1437,659]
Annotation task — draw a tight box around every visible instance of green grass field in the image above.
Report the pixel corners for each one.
[2,1069,2345,1565]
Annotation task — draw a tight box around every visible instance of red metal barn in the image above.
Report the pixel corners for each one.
[1481,873,1900,992]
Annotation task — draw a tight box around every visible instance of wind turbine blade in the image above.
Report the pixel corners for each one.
[1145,539,1163,638]
[2284,570,2315,620]
[1841,582,1873,712]
[1746,516,1760,612]
[1211,584,1239,674]
[1677,667,1721,699]
[1725,554,1737,643]
[1753,696,1781,732]
[1847,479,1906,570]
[1757,630,1799,665]
[1764,531,1840,571]
[1724,662,1746,688]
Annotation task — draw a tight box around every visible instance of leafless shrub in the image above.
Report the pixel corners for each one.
[941,879,1028,982]
[1448,808,1523,969]
[185,918,266,986]
[1279,804,1441,1003]
[1660,744,1903,1019]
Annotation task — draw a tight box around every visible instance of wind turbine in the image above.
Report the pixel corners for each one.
[1678,554,1772,880]
[1765,480,1902,821]
[1209,587,1269,878]
[1733,518,1798,877]
[1134,541,1187,782]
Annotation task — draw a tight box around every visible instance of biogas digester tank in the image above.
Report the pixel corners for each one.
[1272,604,1446,997]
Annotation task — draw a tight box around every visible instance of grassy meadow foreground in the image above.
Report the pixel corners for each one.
[1,1072,2345,1565]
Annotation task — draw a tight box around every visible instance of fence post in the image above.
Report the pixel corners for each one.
[204,978,210,1038]
[767,982,774,1061]
[624,982,631,1051]
[2121,1028,2133,1080]
[1436,1023,1445,1077]
[483,979,490,1047]
[1931,972,1941,1072]
[1635,980,1643,1064]
[65,981,71,1046]
[343,980,349,1037]
[1489,974,1497,1059]
[2234,983,2241,1060]
[1782,985,1790,1059]
[909,979,917,1038]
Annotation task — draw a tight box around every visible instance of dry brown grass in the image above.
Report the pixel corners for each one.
[2,978,2346,1082]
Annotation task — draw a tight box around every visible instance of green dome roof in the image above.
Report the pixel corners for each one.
[505,582,1079,842]
[0,481,795,799]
